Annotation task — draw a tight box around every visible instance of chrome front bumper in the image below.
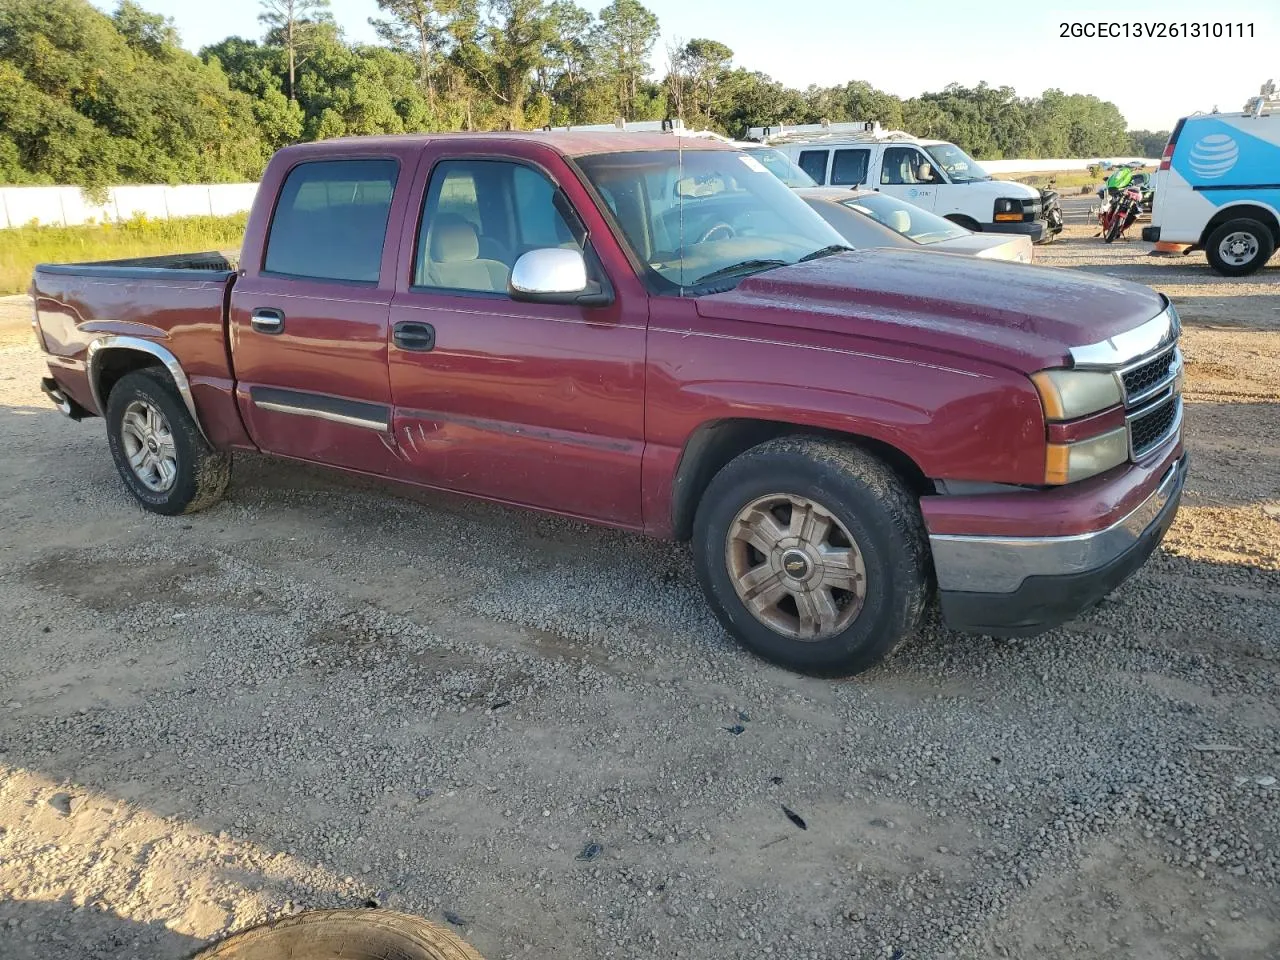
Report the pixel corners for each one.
[930,455,1185,594]
[931,455,1187,635]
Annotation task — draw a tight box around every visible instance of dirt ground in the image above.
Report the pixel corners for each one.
[1,207,1277,960]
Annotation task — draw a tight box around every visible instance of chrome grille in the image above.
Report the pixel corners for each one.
[1128,395,1181,459]
[1069,303,1184,464]
[1121,346,1177,402]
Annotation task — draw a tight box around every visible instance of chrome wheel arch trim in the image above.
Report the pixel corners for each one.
[86,335,211,445]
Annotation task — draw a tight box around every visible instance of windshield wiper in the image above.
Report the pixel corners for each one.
[692,259,788,285]
[797,244,854,262]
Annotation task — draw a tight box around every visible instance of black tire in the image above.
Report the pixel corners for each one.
[945,214,981,232]
[190,910,485,960]
[692,437,931,677]
[1204,218,1275,277]
[1104,215,1124,243]
[105,368,230,516]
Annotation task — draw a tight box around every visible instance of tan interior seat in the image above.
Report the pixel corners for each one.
[423,214,510,293]
[886,209,912,233]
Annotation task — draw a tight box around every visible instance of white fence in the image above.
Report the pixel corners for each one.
[981,157,1159,174]
[0,183,259,229]
[1,157,1160,228]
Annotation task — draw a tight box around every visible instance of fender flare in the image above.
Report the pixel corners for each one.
[86,335,211,444]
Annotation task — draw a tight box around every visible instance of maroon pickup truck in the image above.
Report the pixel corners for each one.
[32,132,1186,676]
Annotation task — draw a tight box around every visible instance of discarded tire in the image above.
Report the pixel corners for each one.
[190,909,485,960]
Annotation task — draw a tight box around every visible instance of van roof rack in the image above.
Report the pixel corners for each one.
[539,119,745,146]
[1243,78,1277,117]
[745,120,918,144]
[542,118,690,133]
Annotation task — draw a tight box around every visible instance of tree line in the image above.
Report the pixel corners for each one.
[0,0,1167,190]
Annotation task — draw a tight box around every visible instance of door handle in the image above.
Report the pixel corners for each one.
[251,308,285,334]
[393,321,435,352]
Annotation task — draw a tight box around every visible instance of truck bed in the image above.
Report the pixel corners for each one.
[35,249,239,279]
[33,250,242,443]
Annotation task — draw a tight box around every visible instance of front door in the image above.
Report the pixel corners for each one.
[386,149,648,527]
[877,146,943,210]
[229,154,416,473]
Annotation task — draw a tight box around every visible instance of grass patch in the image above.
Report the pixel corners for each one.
[993,167,1154,194]
[1,214,247,295]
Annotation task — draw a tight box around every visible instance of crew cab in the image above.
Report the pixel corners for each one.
[32,133,1186,676]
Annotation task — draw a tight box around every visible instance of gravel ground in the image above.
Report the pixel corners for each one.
[1,220,1278,960]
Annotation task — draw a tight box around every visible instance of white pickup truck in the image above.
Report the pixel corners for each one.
[753,121,1057,243]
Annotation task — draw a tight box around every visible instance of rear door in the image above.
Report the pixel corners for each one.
[385,144,649,526]
[229,150,418,472]
[877,146,942,210]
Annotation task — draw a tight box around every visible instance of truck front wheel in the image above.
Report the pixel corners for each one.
[191,909,485,960]
[105,369,230,515]
[693,438,931,676]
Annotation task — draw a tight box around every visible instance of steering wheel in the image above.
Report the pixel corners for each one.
[697,222,736,244]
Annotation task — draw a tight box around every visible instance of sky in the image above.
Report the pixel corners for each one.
[94,0,1278,132]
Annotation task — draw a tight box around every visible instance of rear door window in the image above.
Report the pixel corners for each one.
[831,149,870,185]
[797,150,830,185]
[264,159,399,283]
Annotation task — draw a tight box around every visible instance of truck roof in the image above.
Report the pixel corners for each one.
[276,131,735,159]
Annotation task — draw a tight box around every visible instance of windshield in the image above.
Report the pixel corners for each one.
[922,142,989,183]
[744,147,818,188]
[576,149,847,292]
[840,193,970,245]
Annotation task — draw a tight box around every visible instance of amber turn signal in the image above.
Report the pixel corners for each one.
[1044,427,1129,484]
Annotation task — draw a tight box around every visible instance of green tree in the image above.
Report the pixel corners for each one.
[0,0,267,189]
[717,69,806,137]
[593,0,658,120]
[258,0,333,100]
[539,1,607,124]
[370,0,456,98]
[292,28,434,138]
[201,37,305,149]
[1128,129,1171,156]
[113,0,180,58]
[666,38,732,127]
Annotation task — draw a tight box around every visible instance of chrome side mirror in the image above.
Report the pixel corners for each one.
[509,248,589,300]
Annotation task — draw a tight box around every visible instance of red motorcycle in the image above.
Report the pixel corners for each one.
[1098,184,1143,243]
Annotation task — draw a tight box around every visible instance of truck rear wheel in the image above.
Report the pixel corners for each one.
[692,437,931,676]
[105,369,230,516]
[190,909,485,959]
[1205,218,1275,276]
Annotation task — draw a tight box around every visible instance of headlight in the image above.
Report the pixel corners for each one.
[994,198,1025,222]
[1031,369,1123,420]
[1045,427,1129,484]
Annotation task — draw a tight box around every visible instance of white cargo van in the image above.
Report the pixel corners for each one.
[751,122,1049,243]
[1143,81,1279,276]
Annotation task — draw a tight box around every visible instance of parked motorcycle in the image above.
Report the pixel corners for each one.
[1038,179,1065,240]
[1099,183,1143,243]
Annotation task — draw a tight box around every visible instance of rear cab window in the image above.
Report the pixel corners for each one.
[263,159,399,283]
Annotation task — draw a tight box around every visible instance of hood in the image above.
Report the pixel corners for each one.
[694,248,1167,373]
[965,178,1040,199]
[931,233,1033,262]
